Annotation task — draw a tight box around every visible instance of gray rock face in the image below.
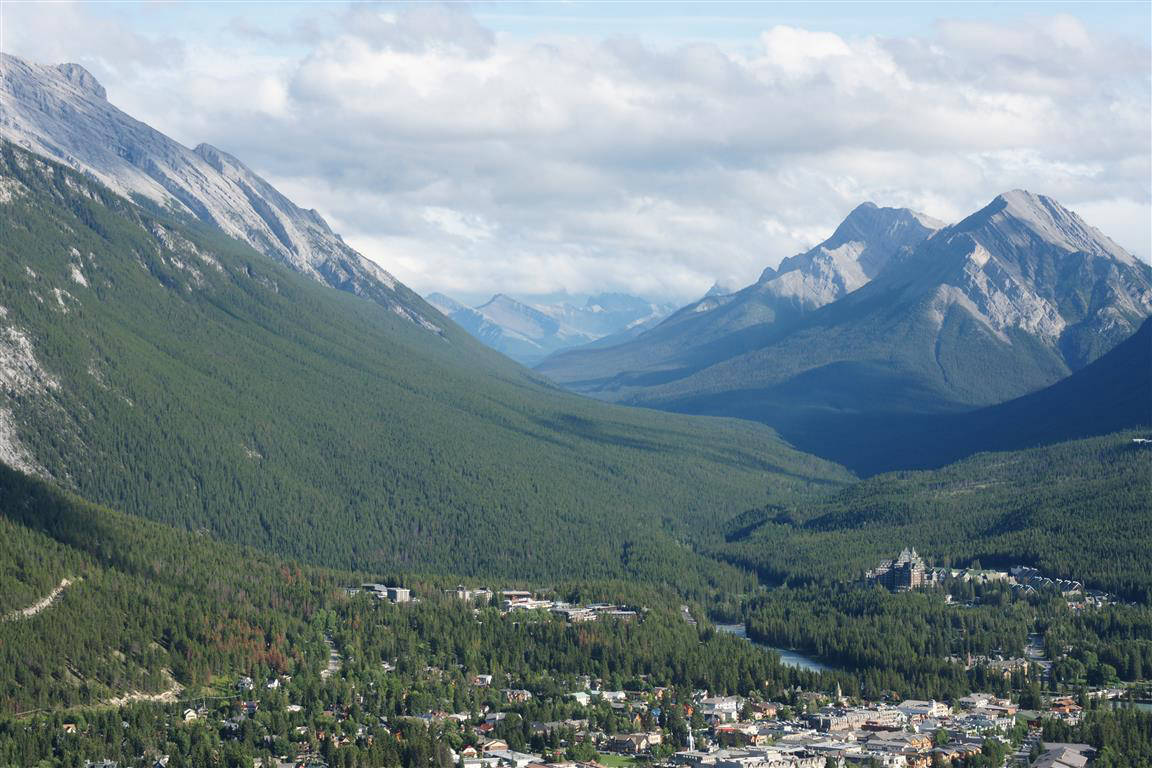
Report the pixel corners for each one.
[758,202,943,310]
[537,202,941,384]
[906,190,1152,369]
[539,190,1152,428]
[0,53,440,332]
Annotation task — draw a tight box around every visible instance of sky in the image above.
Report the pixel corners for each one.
[1,1,1149,303]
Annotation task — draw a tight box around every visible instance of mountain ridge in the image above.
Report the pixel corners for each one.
[538,190,1152,473]
[536,201,945,391]
[0,52,442,331]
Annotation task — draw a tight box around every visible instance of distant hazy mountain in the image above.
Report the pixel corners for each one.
[427,291,674,365]
[538,191,1152,472]
[0,53,440,330]
[537,202,942,388]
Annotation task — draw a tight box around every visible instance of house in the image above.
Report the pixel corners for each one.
[747,701,779,720]
[699,696,743,724]
[714,724,768,747]
[479,739,510,752]
[503,688,533,703]
[182,708,198,722]
[61,723,78,734]
[236,676,255,692]
[473,674,494,687]
[955,693,994,709]
[568,692,592,706]
[607,732,663,754]
[895,700,948,720]
[1033,743,1095,768]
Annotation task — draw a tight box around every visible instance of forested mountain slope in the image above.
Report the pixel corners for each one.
[0,142,850,584]
[0,462,334,714]
[716,433,1152,601]
[788,316,1152,474]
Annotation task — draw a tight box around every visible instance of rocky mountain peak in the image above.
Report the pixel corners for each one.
[0,53,438,333]
[956,189,1134,265]
[825,202,943,252]
[755,202,942,309]
[54,62,106,100]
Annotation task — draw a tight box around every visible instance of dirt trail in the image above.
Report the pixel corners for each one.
[104,669,184,707]
[3,577,76,621]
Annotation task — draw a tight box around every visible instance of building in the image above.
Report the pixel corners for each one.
[484,750,541,768]
[895,699,949,720]
[450,586,494,602]
[865,548,927,591]
[699,696,743,724]
[358,583,411,603]
[608,732,663,754]
[1033,743,1095,768]
[809,706,905,732]
[386,586,411,603]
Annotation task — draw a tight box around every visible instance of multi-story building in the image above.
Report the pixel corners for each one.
[865,548,927,591]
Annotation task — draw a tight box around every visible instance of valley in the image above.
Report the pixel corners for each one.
[0,36,1148,768]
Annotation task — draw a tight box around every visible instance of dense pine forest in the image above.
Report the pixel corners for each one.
[716,433,1152,600]
[0,464,335,714]
[1041,706,1152,767]
[0,141,848,588]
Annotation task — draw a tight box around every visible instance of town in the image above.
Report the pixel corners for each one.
[66,569,1149,768]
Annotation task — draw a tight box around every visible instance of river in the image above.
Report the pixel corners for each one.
[715,623,835,673]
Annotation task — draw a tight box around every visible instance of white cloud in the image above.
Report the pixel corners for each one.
[2,3,1149,300]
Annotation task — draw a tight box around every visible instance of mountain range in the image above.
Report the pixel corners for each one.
[0,50,1147,582]
[1,50,1151,764]
[426,292,674,365]
[538,191,1152,473]
[0,53,852,587]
